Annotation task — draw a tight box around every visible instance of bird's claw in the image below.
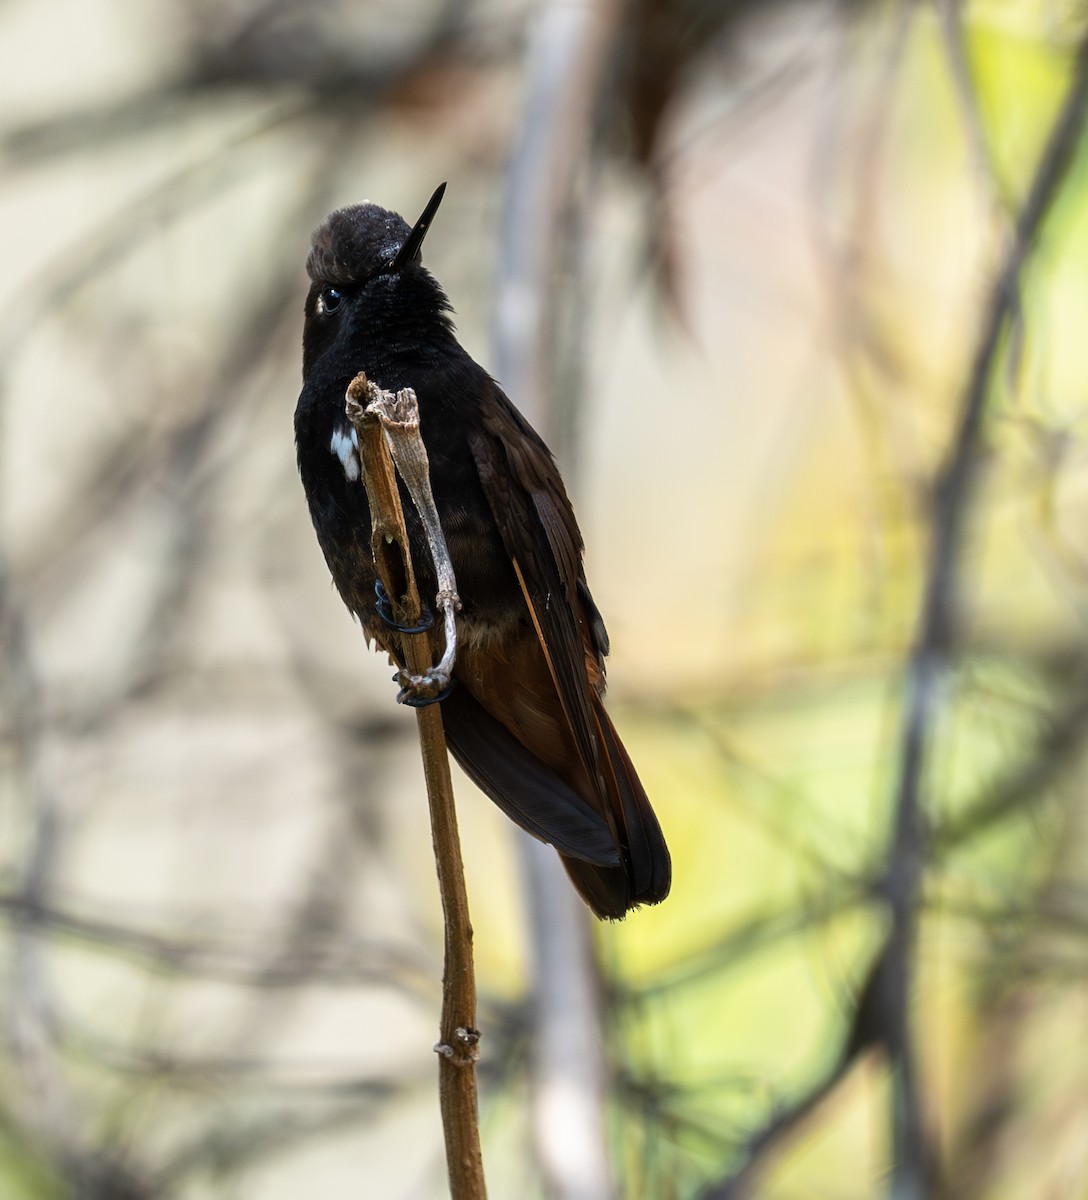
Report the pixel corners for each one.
[375,580,453,704]
[396,670,454,707]
[374,579,435,634]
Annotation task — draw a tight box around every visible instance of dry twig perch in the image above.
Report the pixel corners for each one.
[345,372,486,1200]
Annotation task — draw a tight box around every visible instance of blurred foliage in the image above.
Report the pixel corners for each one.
[2,0,1088,1198]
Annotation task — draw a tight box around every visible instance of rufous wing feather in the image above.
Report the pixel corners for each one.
[454,396,671,918]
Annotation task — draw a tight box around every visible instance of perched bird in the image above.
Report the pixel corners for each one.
[294,184,670,919]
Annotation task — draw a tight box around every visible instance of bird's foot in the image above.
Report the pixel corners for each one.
[394,669,454,707]
[374,579,434,634]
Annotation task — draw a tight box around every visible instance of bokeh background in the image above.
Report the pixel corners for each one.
[3,0,1088,1196]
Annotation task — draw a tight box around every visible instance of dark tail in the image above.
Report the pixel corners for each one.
[440,686,670,919]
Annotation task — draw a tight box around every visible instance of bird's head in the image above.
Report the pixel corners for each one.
[302,183,451,378]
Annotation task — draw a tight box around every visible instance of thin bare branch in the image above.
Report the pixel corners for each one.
[346,373,486,1200]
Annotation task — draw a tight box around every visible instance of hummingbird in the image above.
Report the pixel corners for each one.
[294,184,670,918]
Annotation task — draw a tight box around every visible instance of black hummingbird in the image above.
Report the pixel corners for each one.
[294,183,670,919]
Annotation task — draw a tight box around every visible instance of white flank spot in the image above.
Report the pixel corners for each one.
[329,427,360,482]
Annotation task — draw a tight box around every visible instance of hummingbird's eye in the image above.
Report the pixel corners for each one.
[319,286,343,315]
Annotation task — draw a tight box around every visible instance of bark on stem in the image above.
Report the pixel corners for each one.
[346,372,486,1200]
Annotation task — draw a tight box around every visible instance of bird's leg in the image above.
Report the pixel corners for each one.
[397,679,455,707]
[347,374,461,707]
[375,579,435,634]
[393,586,460,705]
[356,380,462,708]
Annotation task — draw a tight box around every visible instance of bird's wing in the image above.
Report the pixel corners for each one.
[467,396,606,785]
[460,389,671,916]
